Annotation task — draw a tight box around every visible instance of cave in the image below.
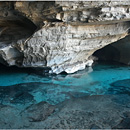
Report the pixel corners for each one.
[0,1,130,129]
[93,42,120,62]
[0,6,37,66]
[93,35,130,65]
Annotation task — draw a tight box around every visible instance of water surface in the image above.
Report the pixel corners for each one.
[0,61,130,106]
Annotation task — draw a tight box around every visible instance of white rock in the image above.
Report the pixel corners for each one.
[18,22,129,74]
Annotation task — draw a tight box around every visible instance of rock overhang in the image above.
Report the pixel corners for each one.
[0,1,130,74]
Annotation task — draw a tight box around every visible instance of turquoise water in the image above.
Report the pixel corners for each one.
[0,62,130,106]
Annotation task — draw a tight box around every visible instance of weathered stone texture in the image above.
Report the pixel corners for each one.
[18,22,129,73]
[0,1,130,73]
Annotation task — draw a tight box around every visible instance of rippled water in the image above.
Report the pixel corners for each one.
[0,61,130,106]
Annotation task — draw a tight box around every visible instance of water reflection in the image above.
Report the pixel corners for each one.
[0,61,130,107]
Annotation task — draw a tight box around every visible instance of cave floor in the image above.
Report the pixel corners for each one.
[0,61,130,129]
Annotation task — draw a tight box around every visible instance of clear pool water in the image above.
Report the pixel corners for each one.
[0,61,130,106]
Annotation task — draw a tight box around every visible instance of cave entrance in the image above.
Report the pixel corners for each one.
[0,14,37,68]
[93,35,130,65]
[93,43,120,62]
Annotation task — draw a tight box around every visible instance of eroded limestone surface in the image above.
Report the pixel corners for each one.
[0,1,130,73]
[18,22,129,74]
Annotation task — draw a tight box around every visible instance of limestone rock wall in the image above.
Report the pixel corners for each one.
[56,1,130,23]
[0,1,130,73]
[17,22,129,74]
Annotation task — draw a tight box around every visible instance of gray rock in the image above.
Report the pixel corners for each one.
[18,22,129,74]
[0,94,130,129]
[22,101,56,122]
[0,1,130,73]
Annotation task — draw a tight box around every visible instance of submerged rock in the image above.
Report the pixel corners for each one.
[8,95,130,128]
[1,92,130,129]
[22,101,56,122]
[0,82,71,106]
[109,79,130,95]
[113,117,130,129]
[111,79,130,88]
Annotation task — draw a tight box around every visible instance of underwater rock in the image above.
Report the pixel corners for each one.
[0,82,72,106]
[110,79,130,88]
[0,105,26,129]
[0,82,45,106]
[113,118,130,129]
[29,95,130,129]
[109,79,130,95]
[1,95,130,128]
[90,124,101,129]
[22,101,56,122]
